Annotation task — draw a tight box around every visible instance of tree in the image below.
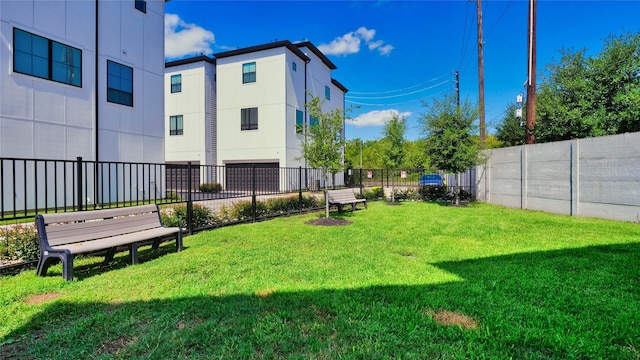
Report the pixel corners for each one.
[535,31,640,142]
[301,95,347,218]
[496,103,526,147]
[418,93,480,205]
[380,114,407,203]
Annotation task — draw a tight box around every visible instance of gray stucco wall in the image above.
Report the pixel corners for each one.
[476,132,640,223]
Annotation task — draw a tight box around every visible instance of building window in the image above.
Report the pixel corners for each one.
[170,115,183,136]
[241,107,258,130]
[292,62,297,71]
[310,115,319,128]
[135,0,146,13]
[171,74,182,93]
[13,28,82,87]
[325,85,330,100]
[242,62,256,84]
[107,60,133,107]
[296,110,304,134]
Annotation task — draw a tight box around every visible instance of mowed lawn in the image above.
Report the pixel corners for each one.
[1,202,639,359]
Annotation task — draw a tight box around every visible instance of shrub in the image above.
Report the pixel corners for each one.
[358,186,384,201]
[419,185,449,202]
[165,191,182,201]
[199,182,222,193]
[453,187,476,202]
[265,196,299,214]
[393,188,421,201]
[231,201,268,220]
[0,224,39,262]
[161,204,217,229]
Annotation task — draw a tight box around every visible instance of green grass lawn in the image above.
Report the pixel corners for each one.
[1,202,639,359]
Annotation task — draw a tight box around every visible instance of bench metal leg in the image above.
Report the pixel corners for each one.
[176,230,183,252]
[37,250,74,280]
[104,248,116,263]
[129,243,140,264]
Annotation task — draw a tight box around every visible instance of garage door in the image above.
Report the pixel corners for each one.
[226,163,279,193]
[166,163,200,191]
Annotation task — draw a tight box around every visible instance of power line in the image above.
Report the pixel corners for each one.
[345,80,450,100]
[345,87,450,107]
[347,73,449,95]
[486,0,514,38]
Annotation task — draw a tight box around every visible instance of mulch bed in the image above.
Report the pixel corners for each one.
[305,218,353,226]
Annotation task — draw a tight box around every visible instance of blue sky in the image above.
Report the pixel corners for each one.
[165,0,640,141]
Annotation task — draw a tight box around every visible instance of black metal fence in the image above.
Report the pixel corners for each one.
[1,156,476,229]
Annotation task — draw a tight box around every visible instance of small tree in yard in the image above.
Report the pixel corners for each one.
[301,95,347,218]
[418,93,480,205]
[381,114,407,203]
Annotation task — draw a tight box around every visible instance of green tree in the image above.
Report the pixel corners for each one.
[536,31,640,142]
[380,114,407,203]
[496,103,526,147]
[301,95,347,218]
[403,139,430,169]
[419,93,480,205]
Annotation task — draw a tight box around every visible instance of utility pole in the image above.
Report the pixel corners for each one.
[525,0,537,144]
[453,71,460,109]
[476,0,486,144]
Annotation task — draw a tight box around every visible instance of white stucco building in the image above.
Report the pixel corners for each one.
[163,40,347,191]
[0,0,166,163]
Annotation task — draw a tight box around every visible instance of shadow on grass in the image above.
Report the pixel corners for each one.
[3,243,639,359]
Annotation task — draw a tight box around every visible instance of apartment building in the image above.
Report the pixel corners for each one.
[0,0,166,163]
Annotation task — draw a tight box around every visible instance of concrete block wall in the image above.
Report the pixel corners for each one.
[476,132,640,223]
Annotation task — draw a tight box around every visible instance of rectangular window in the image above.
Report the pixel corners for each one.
[325,85,330,100]
[107,60,133,107]
[171,74,182,93]
[170,115,183,135]
[292,62,297,71]
[296,110,304,134]
[310,115,319,128]
[13,28,82,87]
[242,62,256,84]
[241,107,258,130]
[135,0,146,13]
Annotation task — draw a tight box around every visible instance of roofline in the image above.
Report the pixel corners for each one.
[165,55,216,68]
[214,40,310,63]
[295,41,337,70]
[331,79,348,93]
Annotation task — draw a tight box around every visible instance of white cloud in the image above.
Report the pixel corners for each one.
[347,110,411,127]
[318,27,394,57]
[165,14,215,59]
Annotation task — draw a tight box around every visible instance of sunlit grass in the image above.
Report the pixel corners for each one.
[1,201,639,359]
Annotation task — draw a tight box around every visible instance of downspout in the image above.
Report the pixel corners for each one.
[304,57,310,188]
[95,0,99,162]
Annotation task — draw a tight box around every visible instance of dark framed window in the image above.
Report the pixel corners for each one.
[325,85,330,100]
[171,74,182,93]
[310,115,319,128]
[170,115,183,135]
[107,60,133,107]
[242,62,256,84]
[296,109,304,134]
[13,28,82,87]
[135,0,146,13]
[292,62,297,71]
[241,107,258,130]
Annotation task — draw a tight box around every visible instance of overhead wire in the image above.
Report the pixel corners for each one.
[345,80,450,100]
[347,72,449,95]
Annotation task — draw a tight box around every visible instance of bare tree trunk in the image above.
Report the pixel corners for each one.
[324,170,330,218]
[455,173,460,205]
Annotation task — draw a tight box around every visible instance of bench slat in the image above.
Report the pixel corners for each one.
[40,204,158,224]
[45,213,162,246]
[49,227,181,254]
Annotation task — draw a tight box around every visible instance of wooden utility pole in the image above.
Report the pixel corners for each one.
[476,0,486,144]
[525,0,537,144]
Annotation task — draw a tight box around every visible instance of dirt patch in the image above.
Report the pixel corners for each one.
[25,292,64,305]
[305,218,353,226]
[98,335,136,355]
[427,310,479,329]
[255,288,276,298]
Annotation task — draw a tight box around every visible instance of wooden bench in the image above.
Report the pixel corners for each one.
[327,188,368,212]
[35,204,182,280]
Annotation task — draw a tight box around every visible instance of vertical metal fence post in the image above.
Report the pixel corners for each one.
[76,157,83,211]
[251,164,257,221]
[187,162,193,235]
[359,168,363,195]
[298,166,303,212]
